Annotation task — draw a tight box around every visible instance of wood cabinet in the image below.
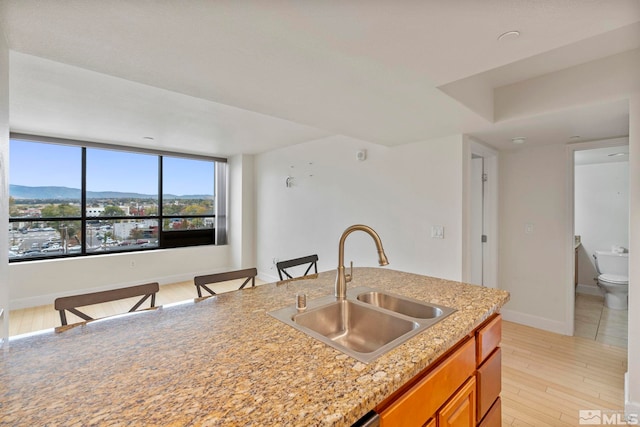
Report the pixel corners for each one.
[376,314,502,427]
[476,314,501,364]
[438,377,476,427]
[477,347,501,420]
[378,339,475,426]
[475,315,502,426]
[478,398,501,427]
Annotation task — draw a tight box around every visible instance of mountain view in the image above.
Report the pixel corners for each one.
[10,185,212,200]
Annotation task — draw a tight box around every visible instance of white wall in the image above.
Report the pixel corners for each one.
[254,134,465,282]
[499,144,570,334]
[0,19,10,342]
[9,245,230,308]
[575,161,629,287]
[229,154,255,269]
[626,94,640,419]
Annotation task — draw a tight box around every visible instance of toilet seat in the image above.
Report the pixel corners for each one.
[598,274,628,285]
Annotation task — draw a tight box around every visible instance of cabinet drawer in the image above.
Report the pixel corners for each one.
[379,338,475,427]
[478,397,501,427]
[477,347,501,420]
[476,315,501,365]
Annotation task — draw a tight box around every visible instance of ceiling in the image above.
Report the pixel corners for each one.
[574,141,630,166]
[1,1,639,156]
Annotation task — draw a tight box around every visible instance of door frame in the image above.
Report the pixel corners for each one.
[464,137,498,288]
[565,137,629,336]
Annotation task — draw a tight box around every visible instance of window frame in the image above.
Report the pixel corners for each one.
[9,133,227,263]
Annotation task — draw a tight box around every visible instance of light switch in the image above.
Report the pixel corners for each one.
[525,223,534,234]
[431,225,444,239]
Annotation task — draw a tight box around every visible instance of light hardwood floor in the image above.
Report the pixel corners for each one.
[501,321,627,426]
[9,283,628,426]
[8,278,266,336]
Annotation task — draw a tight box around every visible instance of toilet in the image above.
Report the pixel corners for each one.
[594,250,629,310]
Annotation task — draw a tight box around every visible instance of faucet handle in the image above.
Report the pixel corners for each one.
[345,261,353,283]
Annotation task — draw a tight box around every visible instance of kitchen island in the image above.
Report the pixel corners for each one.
[0,268,509,426]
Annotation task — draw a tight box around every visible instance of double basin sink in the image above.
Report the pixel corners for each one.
[268,286,456,363]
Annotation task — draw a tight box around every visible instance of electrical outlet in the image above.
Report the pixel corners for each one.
[431,226,444,239]
[130,260,136,268]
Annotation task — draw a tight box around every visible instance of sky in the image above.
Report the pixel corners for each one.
[10,139,215,196]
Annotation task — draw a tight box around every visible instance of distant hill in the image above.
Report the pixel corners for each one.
[10,185,212,200]
[10,185,81,199]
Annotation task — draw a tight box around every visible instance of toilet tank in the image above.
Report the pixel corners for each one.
[595,251,629,276]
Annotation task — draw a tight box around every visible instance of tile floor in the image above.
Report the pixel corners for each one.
[574,292,628,348]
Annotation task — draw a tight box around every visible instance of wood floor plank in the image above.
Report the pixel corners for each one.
[8,278,266,336]
[501,396,573,427]
[501,320,626,426]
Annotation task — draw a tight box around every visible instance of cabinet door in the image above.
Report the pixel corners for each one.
[477,347,501,420]
[478,397,501,427]
[438,377,476,427]
[379,339,475,427]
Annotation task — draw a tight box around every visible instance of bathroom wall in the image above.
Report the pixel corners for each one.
[575,160,629,289]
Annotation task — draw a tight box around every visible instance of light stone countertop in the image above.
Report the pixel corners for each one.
[0,268,509,426]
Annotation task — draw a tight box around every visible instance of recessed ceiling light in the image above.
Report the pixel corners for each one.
[497,30,520,41]
[511,137,526,144]
[607,152,627,157]
[143,136,155,141]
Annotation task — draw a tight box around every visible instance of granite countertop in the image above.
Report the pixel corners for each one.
[0,268,509,426]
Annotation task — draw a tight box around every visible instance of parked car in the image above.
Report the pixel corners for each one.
[22,249,44,258]
[67,245,82,254]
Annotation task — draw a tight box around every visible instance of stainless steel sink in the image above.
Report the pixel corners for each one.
[293,300,418,354]
[357,291,447,319]
[268,287,456,363]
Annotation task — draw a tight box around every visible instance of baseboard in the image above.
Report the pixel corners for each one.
[500,308,572,335]
[576,283,604,296]
[625,373,640,422]
[14,270,304,310]
[258,271,280,283]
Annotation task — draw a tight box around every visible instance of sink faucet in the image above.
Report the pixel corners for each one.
[335,224,389,299]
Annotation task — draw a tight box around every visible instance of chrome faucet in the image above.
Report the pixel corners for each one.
[335,224,389,299]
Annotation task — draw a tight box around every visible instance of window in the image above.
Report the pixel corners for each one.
[85,148,159,253]
[8,135,227,262]
[9,140,82,260]
[161,156,215,247]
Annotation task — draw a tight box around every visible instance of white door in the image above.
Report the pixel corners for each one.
[470,156,484,285]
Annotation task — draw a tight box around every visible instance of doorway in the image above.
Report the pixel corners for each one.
[572,141,629,347]
[470,155,484,285]
[468,140,498,288]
